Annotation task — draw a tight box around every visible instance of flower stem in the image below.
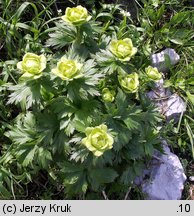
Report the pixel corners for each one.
[75,26,82,45]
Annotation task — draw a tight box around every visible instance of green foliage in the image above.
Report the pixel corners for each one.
[1,0,194,200]
[0,1,163,199]
[0,0,55,59]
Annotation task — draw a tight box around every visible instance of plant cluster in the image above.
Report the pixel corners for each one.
[0,0,194,199]
[0,2,163,199]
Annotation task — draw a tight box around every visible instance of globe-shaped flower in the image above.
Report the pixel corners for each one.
[102,88,115,102]
[61,5,92,26]
[82,124,114,157]
[109,38,137,62]
[52,57,83,81]
[118,72,139,93]
[145,66,162,81]
[17,53,46,79]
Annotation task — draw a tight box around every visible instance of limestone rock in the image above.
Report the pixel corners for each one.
[142,142,187,200]
[164,94,186,120]
[189,176,194,182]
[147,82,186,121]
[151,48,180,73]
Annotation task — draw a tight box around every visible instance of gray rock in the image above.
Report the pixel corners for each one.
[189,176,194,182]
[151,48,180,73]
[165,94,186,120]
[142,141,187,200]
[147,82,186,120]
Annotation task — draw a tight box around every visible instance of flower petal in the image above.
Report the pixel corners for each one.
[17,61,23,71]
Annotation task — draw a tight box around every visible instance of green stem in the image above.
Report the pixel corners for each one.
[75,26,82,45]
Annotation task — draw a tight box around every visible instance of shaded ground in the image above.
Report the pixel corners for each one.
[55,0,138,19]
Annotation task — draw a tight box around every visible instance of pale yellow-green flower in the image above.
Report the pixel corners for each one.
[17,53,46,79]
[145,66,162,81]
[102,88,116,102]
[109,38,137,62]
[82,124,114,157]
[118,72,139,93]
[52,57,83,80]
[61,5,92,26]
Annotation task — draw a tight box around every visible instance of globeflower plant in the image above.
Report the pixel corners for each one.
[118,72,139,93]
[52,57,83,80]
[109,38,137,62]
[17,53,46,79]
[145,66,162,81]
[82,124,114,157]
[3,3,164,200]
[61,5,92,26]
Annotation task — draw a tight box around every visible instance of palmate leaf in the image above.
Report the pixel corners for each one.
[46,22,76,49]
[70,147,89,164]
[80,21,102,53]
[47,97,76,137]
[73,102,97,132]
[89,167,118,184]
[115,88,127,112]
[63,172,88,195]
[5,113,39,145]
[120,161,145,185]
[66,59,104,101]
[72,119,87,133]
[63,45,89,62]
[105,88,129,117]
[124,117,140,130]
[53,130,70,154]
[67,82,100,100]
[123,105,142,131]
[140,125,160,157]
[62,100,102,136]
[83,59,104,85]
[16,143,38,167]
[7,80,43,110]
[88,167,118,191]
[95,49,118,74]
[36,111,58,145]
[5,112,55,168]
[124,122,159,159]
[139,105,162,126]
[60,117,71,130]
[139,94,162,124]
[81,21,102,37]
[124,139,145,160]
[60,161,84,174]
[49,94,101,133]
[48,96,76,119]
[106,118,132,151]
[36,111,72,156]
[4,113,39,167]
[59,162,88,195]
[37,147,52,169]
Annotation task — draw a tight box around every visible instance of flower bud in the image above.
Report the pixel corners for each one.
[102,88,115,102]
[145,66,162,81]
